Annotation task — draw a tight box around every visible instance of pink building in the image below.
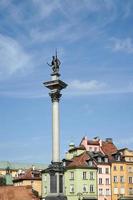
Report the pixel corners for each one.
[80,136,117,158]
[81,136,117,200]
[87,152,111,200]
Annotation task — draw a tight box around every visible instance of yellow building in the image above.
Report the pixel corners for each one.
[111,149,133,200]
[111,160,126,200]
[118,148,133,199]
[13,168,42,197]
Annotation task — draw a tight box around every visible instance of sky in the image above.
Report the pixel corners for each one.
[0,0,133,164]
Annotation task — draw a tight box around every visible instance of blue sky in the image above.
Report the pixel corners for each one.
[0,0,133,163]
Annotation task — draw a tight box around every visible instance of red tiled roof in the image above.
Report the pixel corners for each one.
[14,168,41,181]
[67,151,94,168]
[0,186,39,200]
[101,141,117,160]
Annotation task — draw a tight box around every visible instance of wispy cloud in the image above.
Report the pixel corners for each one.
[0,34,32,80]
[122,1,133,19]
[69,80,107,91]
[1,79,133,98]
[109,38,133,54]
[66,79,133,96]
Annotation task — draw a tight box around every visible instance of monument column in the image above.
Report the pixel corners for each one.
[50,89,61,163]
[42,53,67,200]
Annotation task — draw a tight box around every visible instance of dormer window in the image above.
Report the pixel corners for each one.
[104,157,108,163]
[115,154,121,161]
[98,157,102,162]
[88,160,93,166]
[117,155,120,161]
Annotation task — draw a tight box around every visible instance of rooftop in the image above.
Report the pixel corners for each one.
[0,186,39,200]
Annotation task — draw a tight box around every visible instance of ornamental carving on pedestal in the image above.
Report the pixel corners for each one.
[49,91,62,102]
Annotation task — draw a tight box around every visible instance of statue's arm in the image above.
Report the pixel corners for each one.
[47,62,52,66]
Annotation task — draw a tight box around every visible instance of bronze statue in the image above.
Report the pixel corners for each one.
[47,51,61,73]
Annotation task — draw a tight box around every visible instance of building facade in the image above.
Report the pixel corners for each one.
[64,151,98,200]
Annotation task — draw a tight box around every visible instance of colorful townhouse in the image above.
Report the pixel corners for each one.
[110,151,127,200]
[89,152,111,200]
[80,136,117,157]
[118,148,133,200]
[13,168,42,197]
[64,151,98,200]
[0,161,46,178]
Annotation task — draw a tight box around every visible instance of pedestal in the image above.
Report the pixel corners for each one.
[42,162,67,200]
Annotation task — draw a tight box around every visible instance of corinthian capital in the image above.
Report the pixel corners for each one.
[49,91,62,102]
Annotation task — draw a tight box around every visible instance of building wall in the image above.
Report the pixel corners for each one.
[0,169,17,177]
[97,164,111,200]
[14,179,41,196]
[65,149,85,160]
[126,162,133,198]
[111,162,127,200]
[81,139,100,152]
[64,168,97,200]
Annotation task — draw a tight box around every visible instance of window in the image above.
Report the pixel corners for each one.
[83,172,87,180]
[114,176,118,183]
[88,160,93,166]
[120,187,125,195]
[105,157,108,163]
[106,178,109,185]
[90,185,94,193]
[120,176,124,183]
[114,187,118,194]
[99,178,102,185]
[128,167,132,173]
[70,172,74,180]
[70,184,74,193]
[83,184,87,193]
[106,189,110,196]
[120,166,123,171]
[105,168,109,174]
[117,155,120,161]
[90,171,94,180]
[115,154,120,161]
[98,157,102,162]
[94,147,97,152]
[129,177,133,184]
[89,147,92,151]
[98,168,102,174]
[99,188,103,195]
[129,188,133,195]
[113,165,117,171]
[44,175,47,181]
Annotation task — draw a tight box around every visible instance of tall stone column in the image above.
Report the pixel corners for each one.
[42,53,67,200]
[50,90,61,162]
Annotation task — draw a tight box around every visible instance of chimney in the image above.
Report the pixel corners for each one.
[106,138,113,143]
[99,139,102,147]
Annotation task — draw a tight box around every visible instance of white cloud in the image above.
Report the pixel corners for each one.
[66,79,133,96]
[32,0,59,19]
[110,38,133,53]
[69,80,107,91]
[0,34,32,79]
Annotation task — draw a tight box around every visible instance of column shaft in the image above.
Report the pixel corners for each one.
[52,100,60,162]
